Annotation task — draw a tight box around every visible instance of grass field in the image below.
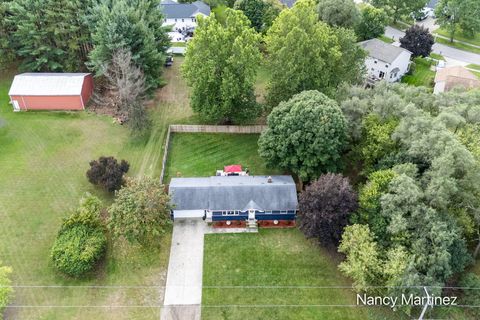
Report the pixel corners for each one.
[401,57,435,89]
[0,58,191,319]
[429,52,445,61]
[434,28,480,47]
[435,37,480,55]
[163,133,280,183]
[202,229,405,320]
[378,35,394,44]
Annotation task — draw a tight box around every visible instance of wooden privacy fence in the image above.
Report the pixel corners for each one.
[169,124,267,134]
[159,124,267,183]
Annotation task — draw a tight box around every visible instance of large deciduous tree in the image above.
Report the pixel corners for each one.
[299,174,358,246]
[258,90,347,182]
[264,0,365,106]
[400,25,434,58]
[372,0,428,23]
[182,9,261,124]
[108,177,172,246]
[355,4,389,41]
[317,0,360,29]
[233,0,282,33]
[435,0,480,41]
[88,0,170,91]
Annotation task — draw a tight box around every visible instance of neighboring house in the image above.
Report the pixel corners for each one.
[8,73,93,111]
[279,0,296,8]
[434,66,480,94]
[360,39,412,83]
[160,0,210,41]
[169,175,298,225]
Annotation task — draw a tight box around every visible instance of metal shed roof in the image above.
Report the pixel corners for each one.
[359,39,411,64]
[169,176,298,211]
[8,73,90,96]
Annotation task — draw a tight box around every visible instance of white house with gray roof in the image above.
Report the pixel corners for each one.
[169,176,298,222]
[360,39,412,83]
[160,0,210,41]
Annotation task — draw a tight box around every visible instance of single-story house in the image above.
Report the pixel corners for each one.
[8,73,93,111]
[160,0,210,41]
[169,175,298,223]
[434,66,480,94]
[360,39,412,83]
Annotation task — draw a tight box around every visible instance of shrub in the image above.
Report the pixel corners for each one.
[51,224,107,277]
[0,263,13,319]
[108,177,172,246]
[51,194,106,278]
[86,156,129,192]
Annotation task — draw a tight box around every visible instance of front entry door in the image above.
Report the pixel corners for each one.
[248,209,255,220]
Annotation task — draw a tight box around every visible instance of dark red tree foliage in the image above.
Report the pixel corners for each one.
[86,156,129,192]
[298,173,358,246]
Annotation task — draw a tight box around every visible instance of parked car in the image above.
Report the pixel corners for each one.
[165,55,174,67]
[412,7,433,21]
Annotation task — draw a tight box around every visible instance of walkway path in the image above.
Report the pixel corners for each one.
[161,218,207,320]
[385,26,480,65]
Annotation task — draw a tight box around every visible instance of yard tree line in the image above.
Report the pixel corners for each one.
[258,83,480,317]
[0,0,170,132]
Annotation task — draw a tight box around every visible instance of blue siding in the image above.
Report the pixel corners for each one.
[211,210,296,221]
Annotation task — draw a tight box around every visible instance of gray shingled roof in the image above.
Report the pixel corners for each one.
[169,176,298,211]
[359,39,411,64]
[279,0,296,8]
[160,1,210,19]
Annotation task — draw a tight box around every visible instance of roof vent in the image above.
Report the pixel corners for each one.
[267,176,272,183]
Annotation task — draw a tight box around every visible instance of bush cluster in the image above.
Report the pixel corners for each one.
[51,194,106,278]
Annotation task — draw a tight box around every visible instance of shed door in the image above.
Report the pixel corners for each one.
[12,100,20,111]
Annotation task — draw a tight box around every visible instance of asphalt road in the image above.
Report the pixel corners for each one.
[385,26,480,65]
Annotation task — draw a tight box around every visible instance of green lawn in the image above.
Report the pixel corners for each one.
[434,27,480,47]
[467,64,480,71]
[377,35,394,44]
[202,229,404,320]
[401,57,435,89]
[0,58,192,319]
[429,52,445,61]
[170,42,186,47]
[163,133,280,183]
[435,37,480,55]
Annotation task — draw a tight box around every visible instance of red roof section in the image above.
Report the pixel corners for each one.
[224,165,242,173]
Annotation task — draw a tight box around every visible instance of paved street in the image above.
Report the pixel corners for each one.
[161,218,207,320]
[385,26,480,65]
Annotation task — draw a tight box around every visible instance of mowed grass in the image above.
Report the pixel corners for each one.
[0,59,191,319]
[434,27,480,47]
[164,133,280,183]
[401,57,435,89]
[202,229,404,320]
[377,35,394,44]
[435,37,480,55]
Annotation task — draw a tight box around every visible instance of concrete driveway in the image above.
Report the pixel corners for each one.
[161,218,207,320]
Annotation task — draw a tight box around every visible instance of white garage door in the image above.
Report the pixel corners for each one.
[173,210,205,219]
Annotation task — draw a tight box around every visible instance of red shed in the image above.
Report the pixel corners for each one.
[8,73,93,111]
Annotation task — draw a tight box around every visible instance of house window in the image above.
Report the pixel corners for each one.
[374,60,377,64]
[379,71,385,79]
[175,19,177,22]
[182,19,184,22]
[385,65,389,68]
[192,18,196,22]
